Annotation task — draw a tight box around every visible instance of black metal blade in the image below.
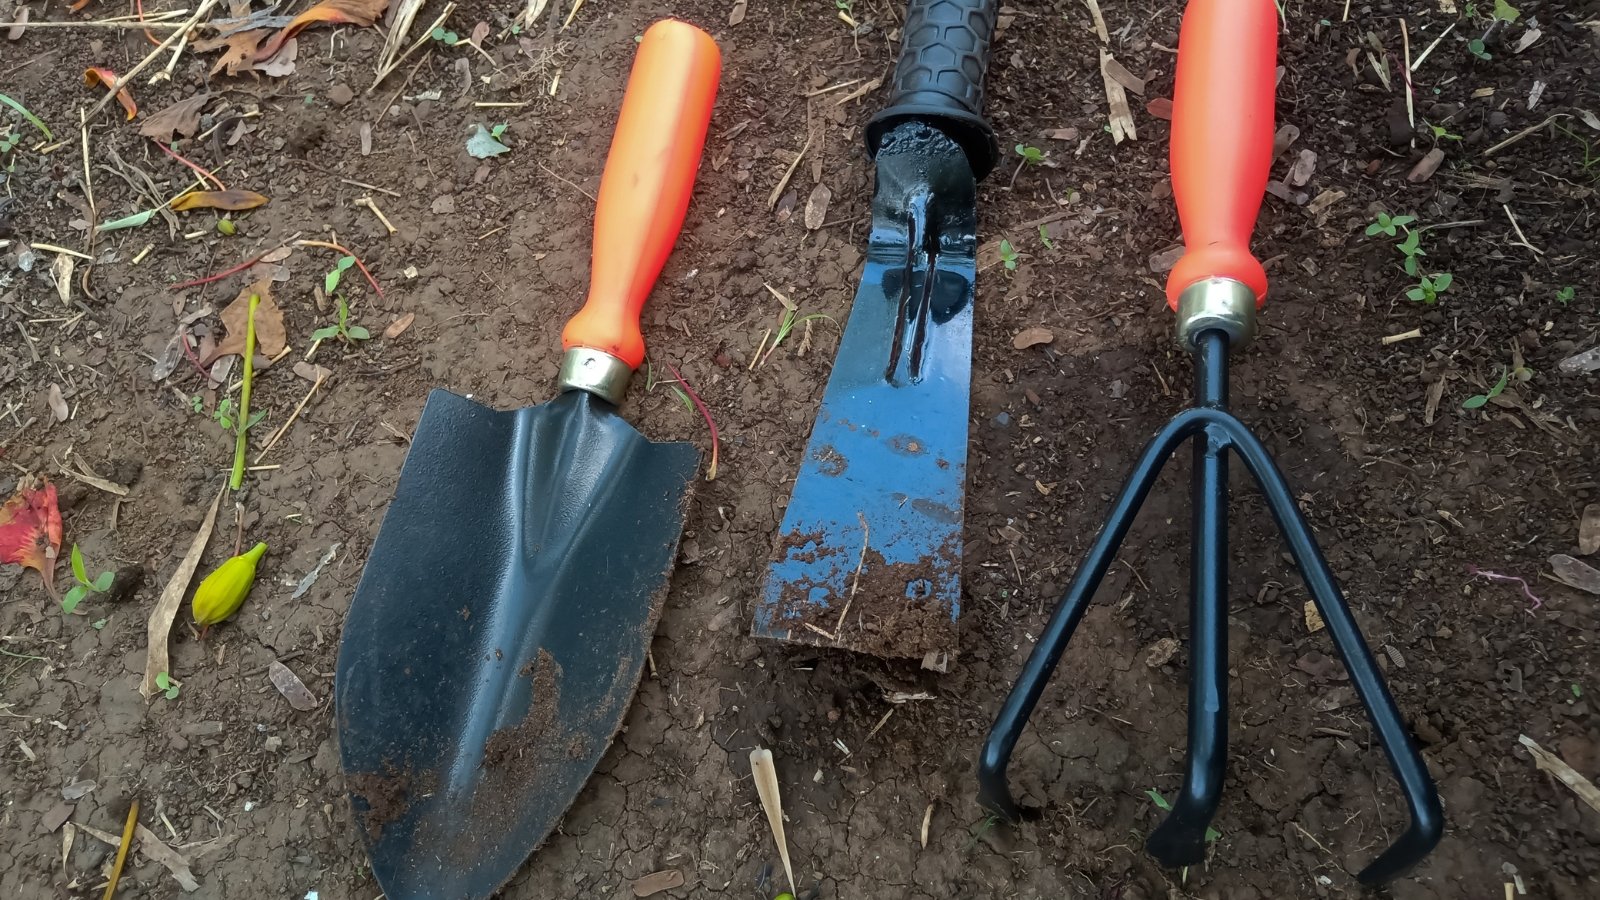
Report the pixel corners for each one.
[335,389,696,900]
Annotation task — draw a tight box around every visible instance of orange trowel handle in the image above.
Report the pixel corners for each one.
[1164,0,1277,309]
[560,20,721,369]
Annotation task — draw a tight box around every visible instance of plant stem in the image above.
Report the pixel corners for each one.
[230,294,259,490]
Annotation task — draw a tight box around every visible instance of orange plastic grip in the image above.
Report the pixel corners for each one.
[560,21,721,367]
[1164,0,1278,310]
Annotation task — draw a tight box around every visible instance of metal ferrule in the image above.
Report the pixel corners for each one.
[556,347,633,406]
[1175,278,1257,352]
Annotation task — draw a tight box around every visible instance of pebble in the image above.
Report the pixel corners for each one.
[327,83,354,107]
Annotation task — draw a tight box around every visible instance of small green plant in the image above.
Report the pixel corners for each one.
[1467,38,1491,60]
[91,617,108,630]
[490,123,509,142]
[1395,229,1426,276]
[834,0,853,12]
[155,671,181,700]
[1365,212,1415,237]
[1491,0,1519,22]
[61,545,114,615]
[1573,684,1584,699]
[1555,286,1575,305]
[998,239,1018,271]
[431,26,461,45]
[1462,365,1509,410]
[1038,224,1055,251]
[312,297,372,344]
[0,127,18,155]
[188,394,204,414]
[1145,790,1221,842]
[1406,272,1453,305]
[323,254,355,294]
[1014,143,1045,165]
[1425,121,1463,142]
[213,397,266,432]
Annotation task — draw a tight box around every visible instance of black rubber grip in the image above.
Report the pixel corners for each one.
[866,0,1000,181]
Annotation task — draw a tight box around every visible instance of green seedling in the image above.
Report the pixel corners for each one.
[1145,790,1222,842]
[61,545,114,615]
[1406,272,1453,305]
[998,239,1018,271]
[91,617,108,630]
[213,397,266,432]
[1014,143,1045,165]
[1556,286,1575,305]
[1461,365,1509,410]
[0,127,18,155]
[1365,212,1415,237]
[155,671,181,700]
[1396,229,1426,276]
[1573,684,1584,699]
[1467,38,1491,60]
[323,254,355,294]
[1491,0,1519,22]
[0,92,52,141]
[311,297,372,344]
[189,394,204,415]
[1555,126,1600,183]
[431,26,461,45]
[1038,224,1055,251]
[1425,121,1463,142]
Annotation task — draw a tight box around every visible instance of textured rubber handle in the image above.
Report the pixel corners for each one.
[866,0,999,180]
[1164,0,1277,309]
[560,21,721,368]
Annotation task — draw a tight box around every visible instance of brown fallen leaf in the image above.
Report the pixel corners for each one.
[1144,98,1173,120]
[7,6,28,40]
[138,93,210,142]
[293,361,333,383]
[1272,124,1301,159]
[143,485,224,698]
[257,0,392,62]
[382,312,415,339]
[1101,54,1145,95]
[205,280,287,364]
[255,37,298,77]
[84,67,137,120]
[192,29,267,76]
[1407,148,1446,184]
[171,189,270,212]
[1045,126,1080,141]
[268,660,319,710]
[1011,327,1054,350]
[1148,244,1185,273]
[1286,148,1318,187]
[632,869,685,897]
[1549,554,1600,596]
[728,0,747,26]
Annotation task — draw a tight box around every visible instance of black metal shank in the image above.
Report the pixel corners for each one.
[978,331,1443,886]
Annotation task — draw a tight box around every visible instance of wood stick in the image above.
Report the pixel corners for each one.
[87,0,219,119]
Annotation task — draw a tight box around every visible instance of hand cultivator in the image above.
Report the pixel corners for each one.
[977,0,1442,885]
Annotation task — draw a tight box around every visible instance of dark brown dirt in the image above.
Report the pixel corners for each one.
[2,2,1599,900]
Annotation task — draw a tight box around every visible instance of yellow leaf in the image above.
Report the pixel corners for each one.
[83,67,138,120]
[170,189,270,212]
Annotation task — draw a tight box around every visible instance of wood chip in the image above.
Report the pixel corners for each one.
[51,253,74,306]
[359,122,372,156]
[803,183,831,230]
[1408,148,1446,183]
[40,802,74,834]
[1148,244,1185,273]
[1549,555,1600,595]
[1101,54,1145,95]
[45,384,68,422]
[1045,127,1080,141]
[1306,189,1346,220]
[383,312,416,339]
[1145,97,1172,120]
[632,869,685,897]
[1272,124,1301,159]
[7,6,28,39]
[1286,148,1317,187]
[1578,504,1600,557]
[293,361,332,383]
[142,484,224,697]
[921,802,934,848]
[1304,600,1326,633]
[1082,0,1108,42]
[1099,49,1137,143]
[1011,327,1054,350]
[1520,734,1600,816]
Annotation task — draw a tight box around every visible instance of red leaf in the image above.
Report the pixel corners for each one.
[0,478,63,600]
[256,0,391,62]
[84,67,138,120]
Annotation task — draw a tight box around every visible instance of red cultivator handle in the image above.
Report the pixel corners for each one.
[979,0,1443,885]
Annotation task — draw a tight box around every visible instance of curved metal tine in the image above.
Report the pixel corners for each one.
[978,411,1206,821]
[1146,418,1230,868]
[1223,415,1444,885]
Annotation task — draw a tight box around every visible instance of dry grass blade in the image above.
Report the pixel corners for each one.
[372,1,455,91]
[1520,734,1600,815]
[77,819,200,891]
[749,747,795,894]
[141,483,223,697]
[377,0,425,73]
[88,0,220,119]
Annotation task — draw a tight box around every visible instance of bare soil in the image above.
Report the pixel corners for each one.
[2,1,1598,899]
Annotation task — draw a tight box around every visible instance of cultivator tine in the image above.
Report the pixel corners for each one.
[979,0,1442,885]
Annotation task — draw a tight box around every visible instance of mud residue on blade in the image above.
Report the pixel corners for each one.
[771,537,960,659]
[481,649,564,771]
[348,766,422,842]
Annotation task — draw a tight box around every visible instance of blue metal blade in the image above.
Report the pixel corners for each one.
[753,123,977,663]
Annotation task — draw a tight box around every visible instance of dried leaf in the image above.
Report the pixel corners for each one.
[749,748,795,894]
[1304,600,1326,633]
[0,478,63,600]
[728,0,747,26]
[83,67,137,120]
[1144,98,1172,120]
[1045,126,1080,141]
[1549,554,1600,595]
[51,253,74,306]
[268,660,318,710]
[207,280,287,363]
[1098,49,1137,143]
[1101,54,1145,95]
[1407,148,1446,184]
[1519,734,1600,816]
[171,189,270,212]
[8,6,28,40]
[803,183,831,230]
[138,94,210,142]
[254,37,298,77]
[257,0,392,62]
[192,29,267,77]
[142,485,224,698]
[1011,327,1054,350]
[382,312,415,339]
[632,870,685,897]
[1286,148,1318,187]
[46,384,68,422]
[293,361,332,383]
